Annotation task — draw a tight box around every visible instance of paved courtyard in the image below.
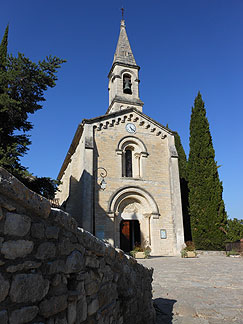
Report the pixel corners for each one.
[139,255,243,324]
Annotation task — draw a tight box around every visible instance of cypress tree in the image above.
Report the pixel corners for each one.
[174,131,191,242]
[0,25,8,70]
[188,92,227,250]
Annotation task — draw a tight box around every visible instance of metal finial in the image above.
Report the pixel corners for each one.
[121,7,124,20]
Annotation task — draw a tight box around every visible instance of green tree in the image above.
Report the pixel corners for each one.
[0,26,65,199]
[226,218,243,242]
[188,92,227,250]
[0,25,8,69]
[174,131,192,241]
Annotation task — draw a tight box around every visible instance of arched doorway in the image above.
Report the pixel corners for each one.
[120,220,141,252]
[108,186,160,252]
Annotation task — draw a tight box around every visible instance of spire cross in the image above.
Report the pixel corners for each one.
[121,7,124,20]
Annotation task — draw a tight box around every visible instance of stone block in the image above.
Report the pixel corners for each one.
[46,259,66,274]
[51,208,78,232]
[85,280,99,296]
[9,306,39,324]
[102,265,113,282]
[10,273,49,303]
[1,240,34,259]
[0,196,16,212]
[68,301,77,324]
[76,296,87,322]
[36,242,56,260]
[76,280,85,296]
[85,255,100,268]
[0,274,10,302]
[0,167,51,218]
[39,295,67,317]
[46,226,60,239]
[65,250,84,273]
[0,310,8,324]
[63,231,78,243]
[57,238,76,255]
[49,281,67,296]
[6,260,41,273]
[54,317,68,324]
[4,213,31,237]
[0,236,4,249]
[52,274,62,286]
[31,222,45,239]
[98,283,117,309]
[88,298,99,316]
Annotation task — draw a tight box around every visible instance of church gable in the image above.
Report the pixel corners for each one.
[87,108,173,141]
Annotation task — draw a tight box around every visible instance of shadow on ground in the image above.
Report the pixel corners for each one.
[154,298,177,324]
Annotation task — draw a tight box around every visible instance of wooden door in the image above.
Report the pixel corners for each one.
[120,220,130,252]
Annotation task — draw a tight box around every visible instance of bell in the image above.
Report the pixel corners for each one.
[124,79,132,94]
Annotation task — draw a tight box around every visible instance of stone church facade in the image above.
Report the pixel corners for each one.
[56,19,185,256]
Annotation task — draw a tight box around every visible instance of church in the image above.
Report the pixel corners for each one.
[56,19,185,256]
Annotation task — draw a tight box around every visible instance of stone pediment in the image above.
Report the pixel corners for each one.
[84,108,173,140]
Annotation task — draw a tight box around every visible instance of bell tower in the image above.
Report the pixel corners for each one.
[107,19,144,114]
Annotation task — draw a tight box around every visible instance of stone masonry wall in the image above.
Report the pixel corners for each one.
[0,167,155,324]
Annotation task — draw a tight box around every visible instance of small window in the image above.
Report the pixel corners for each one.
[123,74,132,94]
[125,149,133,177]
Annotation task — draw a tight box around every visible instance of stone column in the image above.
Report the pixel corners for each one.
[143,213,151,246]
[115,150,123,177]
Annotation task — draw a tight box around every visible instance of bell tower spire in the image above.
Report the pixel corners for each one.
[107,19,144,114]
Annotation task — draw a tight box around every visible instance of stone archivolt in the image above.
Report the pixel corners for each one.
[108,186,160,218]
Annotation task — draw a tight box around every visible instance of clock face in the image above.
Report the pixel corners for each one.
[126,123,136,133]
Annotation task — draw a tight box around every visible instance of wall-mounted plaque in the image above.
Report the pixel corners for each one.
[160,229,167,239]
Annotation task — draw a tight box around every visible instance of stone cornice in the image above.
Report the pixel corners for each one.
[106,96,144,115]
[108,62,140,79]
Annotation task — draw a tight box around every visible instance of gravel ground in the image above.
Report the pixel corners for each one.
[139,255,243,324]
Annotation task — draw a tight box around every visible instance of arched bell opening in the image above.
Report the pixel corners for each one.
[123,73,132,94]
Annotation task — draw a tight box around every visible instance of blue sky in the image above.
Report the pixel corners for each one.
[1,0,242,220]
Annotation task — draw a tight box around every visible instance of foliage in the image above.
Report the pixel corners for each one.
[174,131,192,241]
[180,249,188,258]
[0,26,65,199]
[226,218,243,242]
[226,249,240,257]
[21,176,60,200]
[130,244,151,258]
[173,131,188,180]
[185,241,195,251]
[187,92,228,250]
[180,244,197,258]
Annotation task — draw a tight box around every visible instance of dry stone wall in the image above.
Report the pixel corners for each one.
[0,168,155,324]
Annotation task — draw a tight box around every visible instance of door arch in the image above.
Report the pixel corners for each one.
[108,186,160,250]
